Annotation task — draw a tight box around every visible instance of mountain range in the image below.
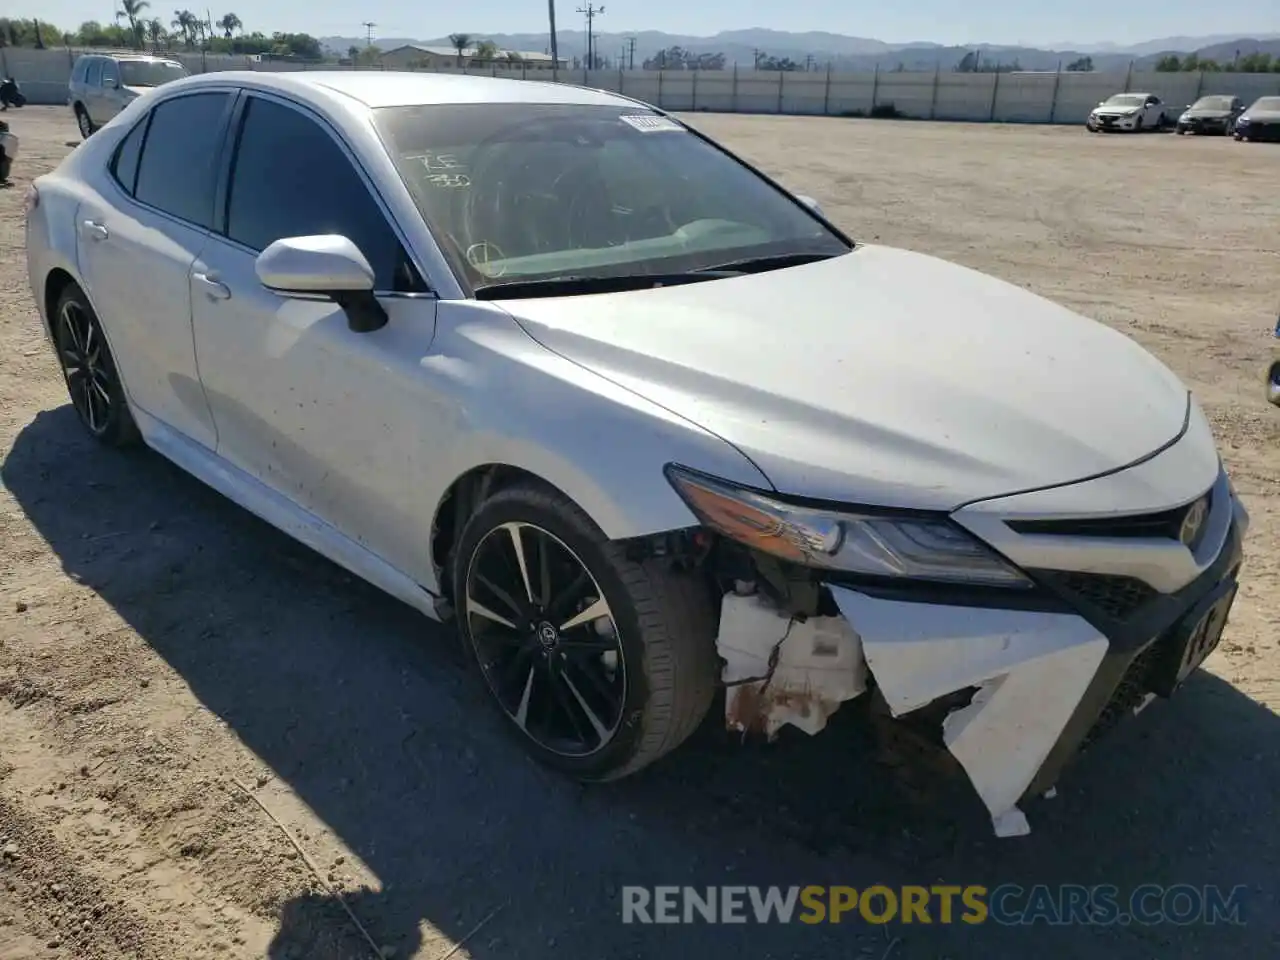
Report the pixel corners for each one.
[320,29,1280,72]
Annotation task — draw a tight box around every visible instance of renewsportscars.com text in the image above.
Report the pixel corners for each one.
[621,884,1247,926]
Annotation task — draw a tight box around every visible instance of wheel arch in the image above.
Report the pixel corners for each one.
[430,462,654,603]
[43,267,79,340]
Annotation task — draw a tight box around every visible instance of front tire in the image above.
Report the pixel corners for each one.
[52,284,139,447]
[452,481,718,781]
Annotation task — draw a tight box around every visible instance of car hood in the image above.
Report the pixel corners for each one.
[1094,104,1141,115]
[497,245,1190,510]
[1184,109,1233,119]
[1243,109,1280,121]
[123,85,150,96]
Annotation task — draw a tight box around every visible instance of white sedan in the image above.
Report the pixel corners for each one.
[1087,92,1167,132]
[24,71,1248,838]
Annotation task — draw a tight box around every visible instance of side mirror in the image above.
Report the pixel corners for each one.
[795,194,823,216]
[255,235,387,333]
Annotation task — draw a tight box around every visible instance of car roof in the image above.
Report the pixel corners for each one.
[78,53,180,63]
[178,69,645,110]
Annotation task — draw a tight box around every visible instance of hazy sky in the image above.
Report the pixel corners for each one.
[13,0,1279,47]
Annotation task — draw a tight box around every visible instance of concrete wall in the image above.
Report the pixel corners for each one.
[4,45,1280,124]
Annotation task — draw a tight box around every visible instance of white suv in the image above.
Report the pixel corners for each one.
[68,54,188,139]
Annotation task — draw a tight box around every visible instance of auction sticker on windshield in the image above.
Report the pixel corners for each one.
[619,114,684,133]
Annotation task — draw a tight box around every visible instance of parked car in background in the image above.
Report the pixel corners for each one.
[1234,97,1280,142]
[24,71,1251,840]
[1267,314,1280,407]
[1175,95,1245,135]
[1086,93,1167,132]
[69,54,188,140]
[0,119,16,184]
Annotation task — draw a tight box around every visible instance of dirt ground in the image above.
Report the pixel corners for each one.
[0,106,1277,960]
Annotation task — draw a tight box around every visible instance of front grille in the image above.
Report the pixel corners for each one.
[1081,641,1163,750]
[1037,570,1158,620]
[1007,494,1211,541]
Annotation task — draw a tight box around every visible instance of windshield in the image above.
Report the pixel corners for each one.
[1191,96,1234,111]
[1104,94,1146,108]
[118,60,188,87]
[374,103,850,290]
[1250,97,1280,111]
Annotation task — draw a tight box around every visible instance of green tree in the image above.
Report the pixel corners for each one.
[115,0,149,49]
[172,9,199,48]
[448,32,471,66]
[474,39,498,60]
[146,17,166,51]
[1155,54,1181,71]
[1066,56,1094,71]
[216,13,241,38]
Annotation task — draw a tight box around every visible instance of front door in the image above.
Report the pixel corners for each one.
[190,91,445,583]
[76,90,233,449]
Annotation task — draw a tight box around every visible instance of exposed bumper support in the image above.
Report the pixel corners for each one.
[828,587,1107,837]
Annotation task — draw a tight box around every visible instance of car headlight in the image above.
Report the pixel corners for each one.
[1180,113,1190,121]
[1236,116,1251,124]
[665,465,1032,588]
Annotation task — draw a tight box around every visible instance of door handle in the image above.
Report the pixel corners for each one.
[81,219,109,241]
[192,272,231,301]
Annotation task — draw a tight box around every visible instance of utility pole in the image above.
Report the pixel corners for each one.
[362,21,376,48]
[576,3,604,69]
[548,0,559,69]
[625,35,636,70]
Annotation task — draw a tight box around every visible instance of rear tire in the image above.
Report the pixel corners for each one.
[52,284,140,447]
[451,480,718,781]
[75,105,95,140]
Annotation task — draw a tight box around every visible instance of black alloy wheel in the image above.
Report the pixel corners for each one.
[52,286,138,446]
[465,519,626,757]
[453,481,717,780]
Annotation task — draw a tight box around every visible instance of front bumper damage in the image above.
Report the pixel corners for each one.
[714,460,1249,839]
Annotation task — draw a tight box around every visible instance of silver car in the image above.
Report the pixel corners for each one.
[24,71,1250,839]
[68,53,188,139]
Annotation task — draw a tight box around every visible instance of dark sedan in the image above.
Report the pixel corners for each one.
[1234,96,1280,142]
[1175,95,1244,135]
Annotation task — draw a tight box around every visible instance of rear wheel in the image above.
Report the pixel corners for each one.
[52,284,139,446]
[75,105,94,140]
[452,481,718,781]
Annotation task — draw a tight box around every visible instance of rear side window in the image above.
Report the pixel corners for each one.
[72,58,88,82]
[133,92,231,228]
[85,60,103,87]
[225,95,422,291]
[110,116,149,194]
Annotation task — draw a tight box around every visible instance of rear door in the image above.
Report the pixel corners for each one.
[82,58,104,123]
[99,59,125,121]
[75,89,236,449]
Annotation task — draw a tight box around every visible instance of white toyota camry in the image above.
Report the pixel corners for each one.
[24,71,1249,837]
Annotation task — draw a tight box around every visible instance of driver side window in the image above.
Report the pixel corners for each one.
[223,96,426,293]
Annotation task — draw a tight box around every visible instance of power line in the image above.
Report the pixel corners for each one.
[575,3,604,69]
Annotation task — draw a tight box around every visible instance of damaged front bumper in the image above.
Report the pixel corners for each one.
[715,464,1249,839]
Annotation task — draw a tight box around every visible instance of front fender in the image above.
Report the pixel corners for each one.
[424,302,771,545]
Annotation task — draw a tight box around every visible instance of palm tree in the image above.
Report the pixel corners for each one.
[448,32,471,67]
[115,0,150,49]
[172,9,198,48]
[216,12,240,38]
[146,18,166,51]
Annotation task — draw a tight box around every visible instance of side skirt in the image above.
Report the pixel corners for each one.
[134,408,441,621]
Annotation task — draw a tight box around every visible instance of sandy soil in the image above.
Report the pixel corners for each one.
[1,107,1277,959]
